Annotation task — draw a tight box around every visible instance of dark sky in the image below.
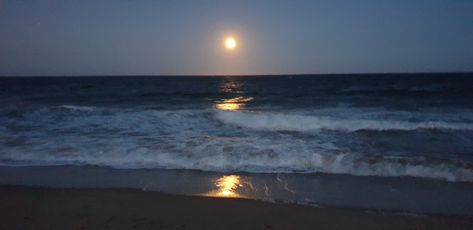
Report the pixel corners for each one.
[1,0,472,76]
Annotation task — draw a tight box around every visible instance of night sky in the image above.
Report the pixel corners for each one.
[1,0,472,76]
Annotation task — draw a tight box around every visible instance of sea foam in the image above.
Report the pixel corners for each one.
[215,110,473,132]
[2,105,473,183]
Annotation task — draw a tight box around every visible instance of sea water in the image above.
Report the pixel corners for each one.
[1,74,473,215]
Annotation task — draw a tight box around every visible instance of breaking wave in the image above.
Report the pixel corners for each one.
[2,105,473,183]
[2,145,473,182]
[215,110,473,132]
[55,105,98,112]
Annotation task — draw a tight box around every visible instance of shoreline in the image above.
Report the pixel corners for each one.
[1,185,472,230]
[2,165,473,216]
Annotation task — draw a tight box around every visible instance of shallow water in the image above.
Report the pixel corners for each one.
[1,166,472,216]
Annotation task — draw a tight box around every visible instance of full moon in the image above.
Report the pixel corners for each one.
[224,36,237,50]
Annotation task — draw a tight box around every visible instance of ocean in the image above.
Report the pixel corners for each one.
[1,74,473,215]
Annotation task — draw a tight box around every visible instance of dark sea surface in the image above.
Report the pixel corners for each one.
[1,73,473,215]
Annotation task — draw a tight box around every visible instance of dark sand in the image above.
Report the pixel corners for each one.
[0,185,472,230]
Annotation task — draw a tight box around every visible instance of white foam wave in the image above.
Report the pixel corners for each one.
[2,106,473,183]
[55,105,98,112]
[0,146,473,182]
[1,136,473,182]
[215,110,473,132]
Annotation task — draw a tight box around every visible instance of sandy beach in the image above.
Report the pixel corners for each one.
[0,185,472,230]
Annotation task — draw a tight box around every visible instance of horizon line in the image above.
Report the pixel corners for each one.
[0,71,472,78]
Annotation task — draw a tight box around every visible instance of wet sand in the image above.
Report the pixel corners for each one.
[0,185,472,230]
